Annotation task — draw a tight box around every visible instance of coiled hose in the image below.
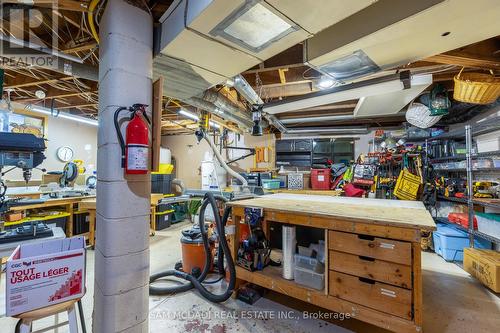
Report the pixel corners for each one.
[149,192,236,303]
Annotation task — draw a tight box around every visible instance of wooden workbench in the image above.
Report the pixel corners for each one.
[79,193,165,246]
[8,196,96,243]
[229,194,436,333]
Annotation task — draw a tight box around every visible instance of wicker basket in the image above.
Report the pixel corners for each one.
[453,68,500,104]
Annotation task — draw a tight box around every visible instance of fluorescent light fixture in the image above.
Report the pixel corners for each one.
[264,73,419,115]
[317,76,335,90]
[317,50,380,82]
[26,104,98,126]
[178,109,220,129]
[211,2,297,52]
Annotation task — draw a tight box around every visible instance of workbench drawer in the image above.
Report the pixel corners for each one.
[329,251,412,289]
[329,271,412,320]
[328,231,411,265]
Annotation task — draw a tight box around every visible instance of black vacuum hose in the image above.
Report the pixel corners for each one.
[149,193,236,303]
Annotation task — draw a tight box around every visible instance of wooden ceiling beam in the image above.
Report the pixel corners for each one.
[5,77,73,89]
[14,91,97,103]
[63,41,97,53]
[2,1,90,12]
[425,51,500,71]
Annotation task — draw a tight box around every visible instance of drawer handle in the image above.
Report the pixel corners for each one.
[358,234,375,241]
[379,242,395,250]
[358,277,375,284]
[358,255,375,262]
[380,288,397,298]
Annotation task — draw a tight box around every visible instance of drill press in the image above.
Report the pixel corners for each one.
[0,132,51,243]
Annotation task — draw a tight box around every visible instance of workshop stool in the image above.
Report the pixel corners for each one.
[14,299,85,333]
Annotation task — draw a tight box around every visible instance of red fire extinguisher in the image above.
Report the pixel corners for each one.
[114,104,150,174]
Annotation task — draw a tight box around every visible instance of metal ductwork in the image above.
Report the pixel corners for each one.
[285,127,369,135]
[154,0,378,101]
[1,37,98,81]
[281,114,355,125]
[185,96,254,129]
[230,75,263,105]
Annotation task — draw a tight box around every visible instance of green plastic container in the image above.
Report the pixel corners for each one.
[261,179,281,190]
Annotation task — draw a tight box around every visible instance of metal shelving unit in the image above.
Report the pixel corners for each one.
[434,217,500,244]
[430,123,500,247]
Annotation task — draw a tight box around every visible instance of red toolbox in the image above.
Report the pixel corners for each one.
[311,168,331,190]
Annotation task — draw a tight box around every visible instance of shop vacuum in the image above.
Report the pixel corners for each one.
[149,192,236,303]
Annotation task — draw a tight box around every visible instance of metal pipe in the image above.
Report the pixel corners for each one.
[465,124,475,248]
[185,97,254,129]
[1,39,98,81]
[0,34,83,63]
[231,74,264,105]
[202,131,248,186]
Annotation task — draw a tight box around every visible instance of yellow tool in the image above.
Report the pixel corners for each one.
[473,181,498,198]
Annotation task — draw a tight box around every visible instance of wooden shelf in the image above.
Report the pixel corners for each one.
[236,266,325,298]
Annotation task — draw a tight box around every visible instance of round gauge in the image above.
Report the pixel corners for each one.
[57,146,74,162]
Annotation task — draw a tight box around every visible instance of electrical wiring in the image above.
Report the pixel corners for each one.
[88,0,101,44]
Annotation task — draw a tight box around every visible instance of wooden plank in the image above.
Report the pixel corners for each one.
[236,266,418,333]
[229,194,436,230]
[330,271,413,320]
[412,242,423,330]
[329,231,412,265]
[319,218,421,242]
[330,251,412,289]
[151,77,164,172]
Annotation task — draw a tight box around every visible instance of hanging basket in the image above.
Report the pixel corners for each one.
[453,68,500,104]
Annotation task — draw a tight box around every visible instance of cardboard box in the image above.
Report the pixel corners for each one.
[463,248,500,293]
[6,236,86,316]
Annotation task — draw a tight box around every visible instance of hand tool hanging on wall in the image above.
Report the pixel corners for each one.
[114,104,150,174]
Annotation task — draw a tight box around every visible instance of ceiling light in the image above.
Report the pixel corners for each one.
[317,50,380,82]
[35,90,46,99]
[317,76,335,90]
[178,109,220,129]
[26,104,98,126]
[211,2,297,52]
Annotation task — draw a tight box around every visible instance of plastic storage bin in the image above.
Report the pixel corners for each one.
[294,254,324,273]
[261,179,281,190]
[433,223,492,261]
[294,266,324,290]
[311,169,331,190]
[476,212,500,240]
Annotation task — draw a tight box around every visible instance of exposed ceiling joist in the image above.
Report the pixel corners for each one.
[5,77,74,89]
[16,91,97,103]
[2,0,90,12]
[426,51,500,70]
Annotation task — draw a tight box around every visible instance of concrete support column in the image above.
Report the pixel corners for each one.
[94,1,152,332]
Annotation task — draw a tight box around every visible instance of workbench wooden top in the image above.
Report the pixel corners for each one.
[10,195,96,211]
[78,193,165,210]
[229,193,436,230]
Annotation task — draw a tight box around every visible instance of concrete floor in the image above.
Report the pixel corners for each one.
[1,221,499,332]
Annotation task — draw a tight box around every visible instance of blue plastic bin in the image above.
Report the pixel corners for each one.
[433,223,491,261]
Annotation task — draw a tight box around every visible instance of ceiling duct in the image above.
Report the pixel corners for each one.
[154,0,378,101]
[185,96,254,129]
[305,0,500,81]
[264,71,412,115]
[285,127,369,135]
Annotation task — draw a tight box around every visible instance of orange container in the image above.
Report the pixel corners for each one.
[180,238,214,274]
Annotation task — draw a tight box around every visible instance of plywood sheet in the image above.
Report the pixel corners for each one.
[229,194,435,230]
